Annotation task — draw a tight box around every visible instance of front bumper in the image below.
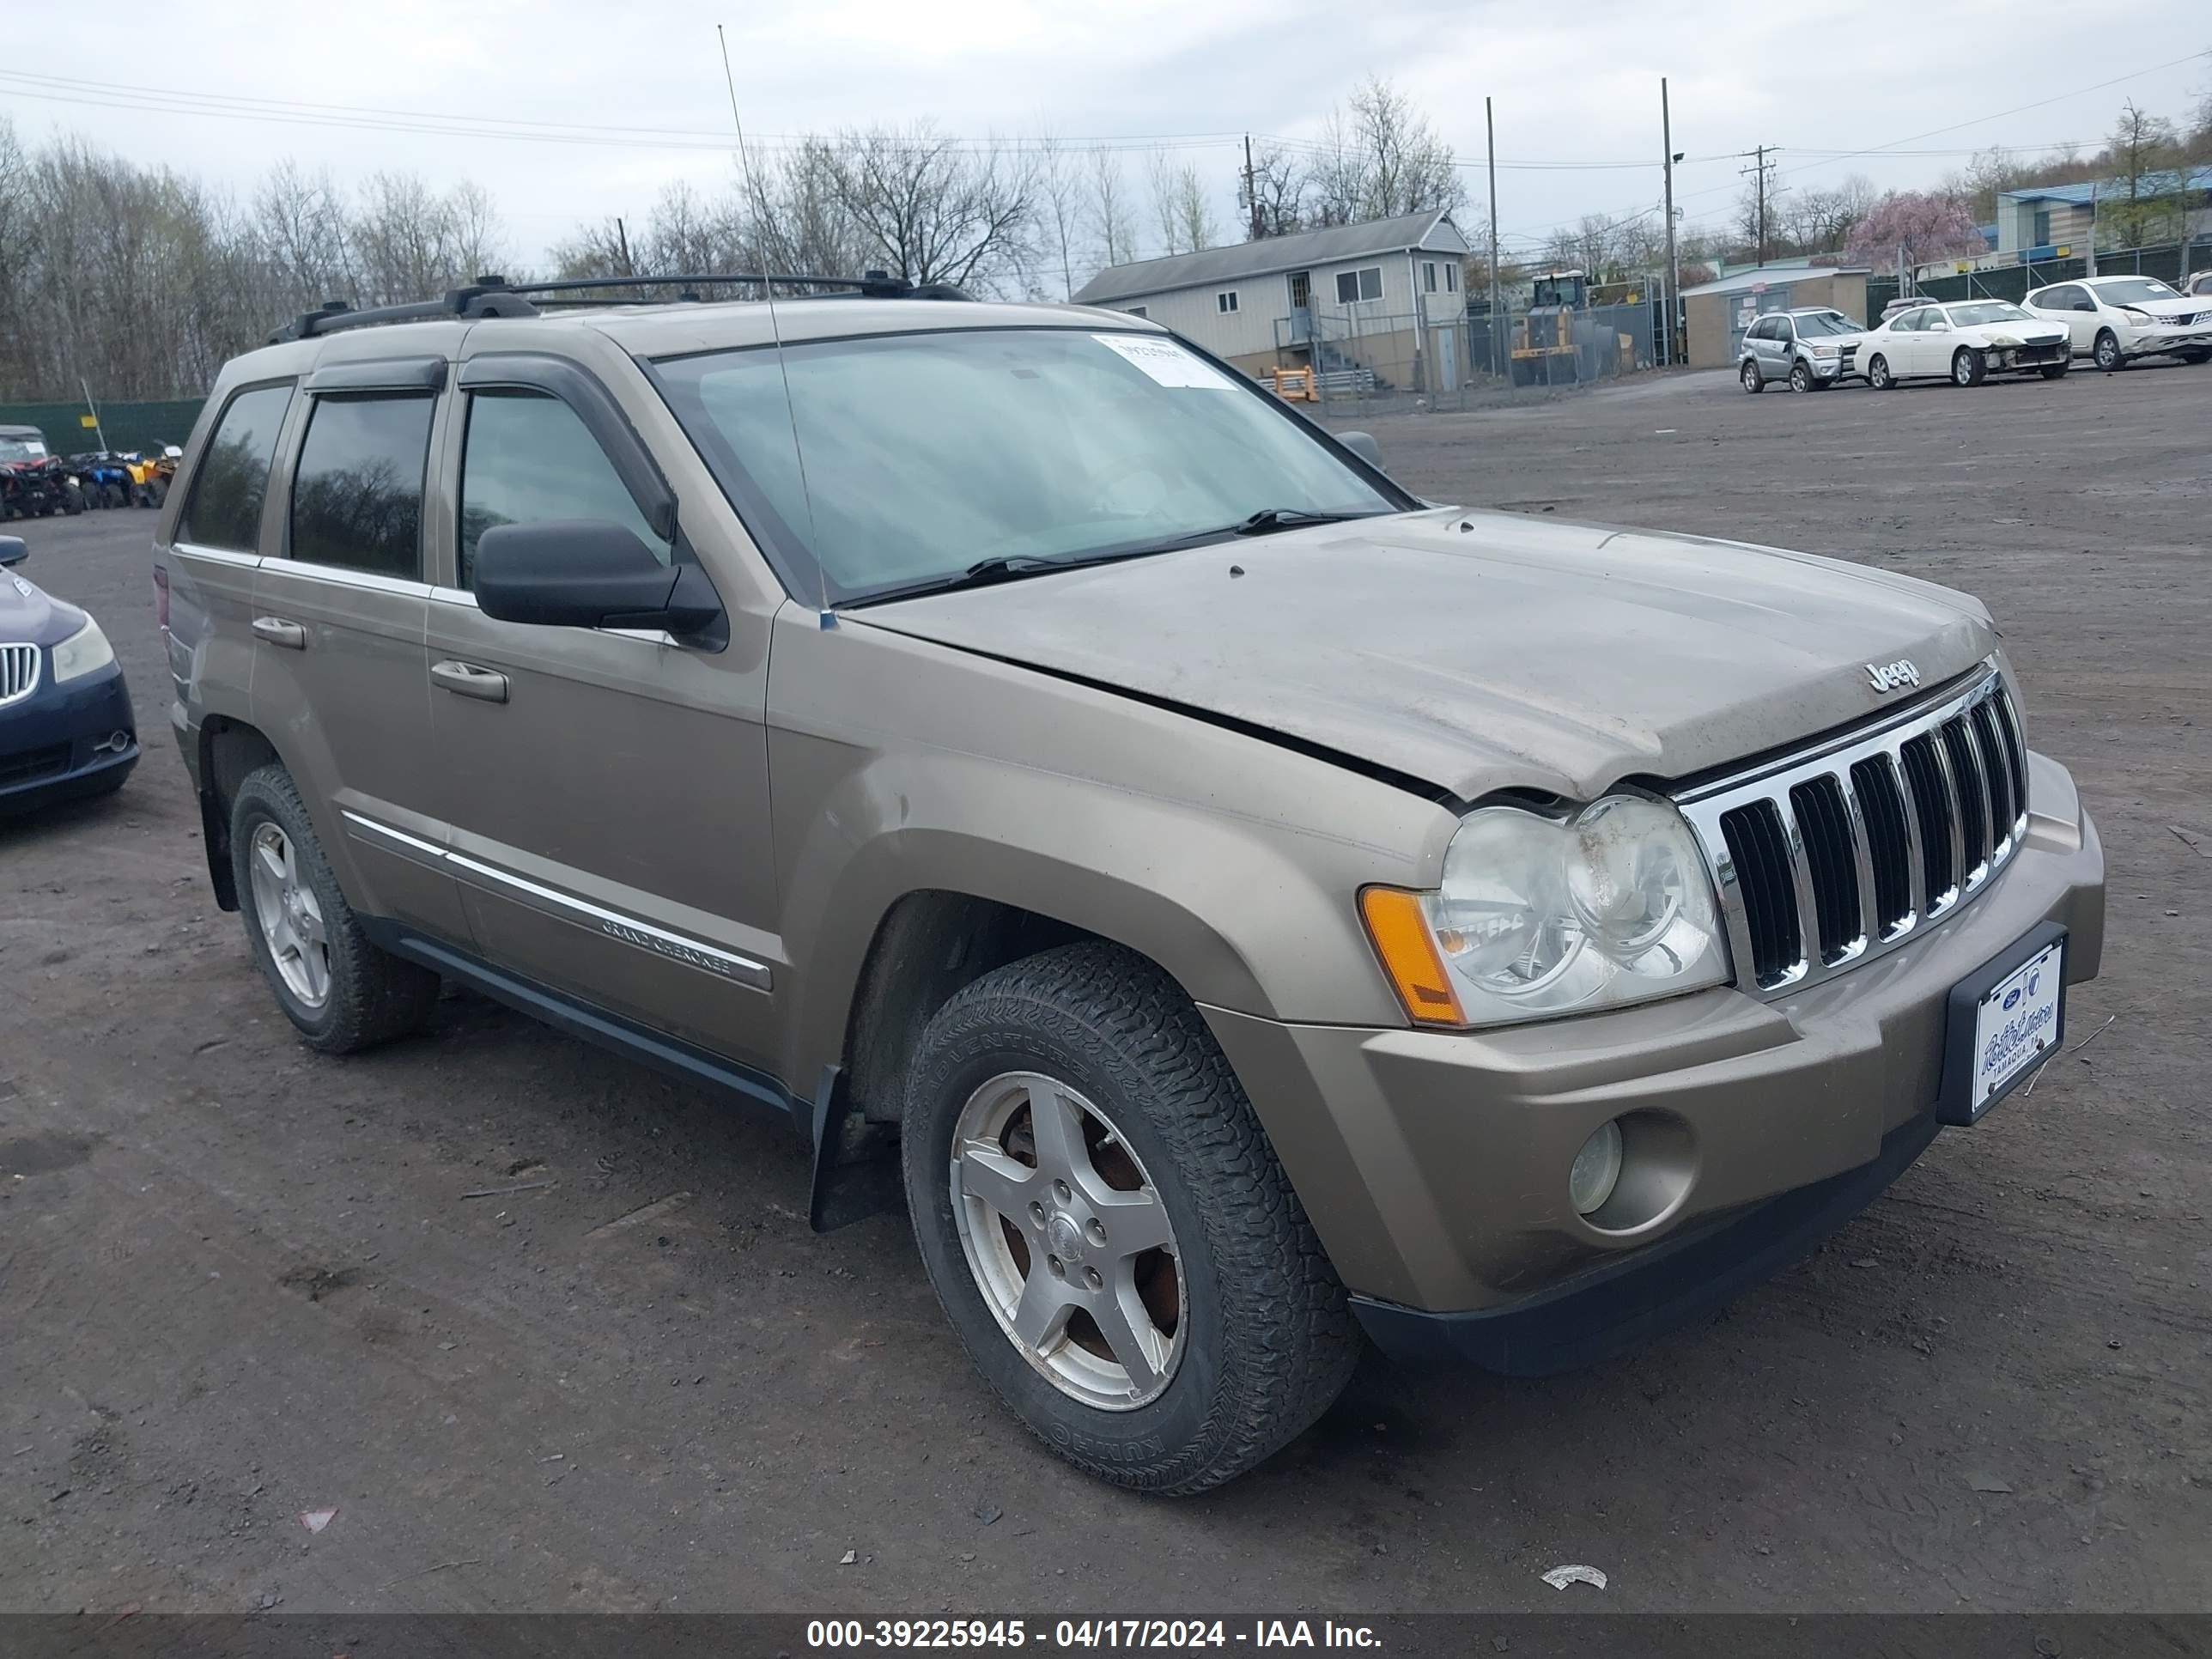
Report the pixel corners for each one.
[2126,325,2212,357]
[0,660,138,814]
[1202,750,2104,1358]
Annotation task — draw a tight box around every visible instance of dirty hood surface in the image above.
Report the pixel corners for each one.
[855,507,1997,800]
[0,567,81,650]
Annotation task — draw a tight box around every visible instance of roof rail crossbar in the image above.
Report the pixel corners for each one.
[268,269,969,344]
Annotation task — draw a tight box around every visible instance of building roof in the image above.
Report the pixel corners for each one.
[1680,261,1870,299]
[1072,210,1471,305]
[1998,165,2212,207]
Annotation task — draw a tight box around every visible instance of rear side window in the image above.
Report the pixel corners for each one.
[457,391,670,589]
[289,394,435,578]
[180,382,294,552]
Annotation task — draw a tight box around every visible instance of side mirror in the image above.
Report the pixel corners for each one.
[0,535,26,568]
[1339,429,1385,471]
[473,520,721,635]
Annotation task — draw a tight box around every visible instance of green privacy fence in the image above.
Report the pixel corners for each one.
[0,399,205,455]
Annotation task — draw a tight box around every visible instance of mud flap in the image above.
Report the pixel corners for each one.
[806,1065,902,1233]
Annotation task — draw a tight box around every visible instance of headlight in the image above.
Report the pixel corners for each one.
[1808,344,1838,358]
[2119,307,2155,325]
[52,615,115,682]
[1363,795,1731,1028]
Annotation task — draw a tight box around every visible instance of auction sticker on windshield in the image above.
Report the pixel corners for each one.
[1093,333,1236,390]
[1939,925,2066,1125]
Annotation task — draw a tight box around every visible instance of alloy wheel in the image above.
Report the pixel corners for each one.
[248,822,331,1009]
[950,1071,1185,1411]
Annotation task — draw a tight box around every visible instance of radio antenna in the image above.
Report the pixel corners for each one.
[716,22,830,625]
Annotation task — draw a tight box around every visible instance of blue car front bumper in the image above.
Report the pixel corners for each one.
[0,659,137,814]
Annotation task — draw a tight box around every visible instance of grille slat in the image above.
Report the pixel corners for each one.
[1679,671,2031,999]
[1848,755,1914,933]
[0,642,39,708]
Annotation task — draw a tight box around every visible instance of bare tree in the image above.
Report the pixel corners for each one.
[1167,161,1216,254]
[1035,132,1085,300]
[1146,149,1184,255]
[826,123,1037,290]
[2103,99,2184,248]
[1237,142,1306,240]
[1086,149,1137,271]
[1309,77,1464,226]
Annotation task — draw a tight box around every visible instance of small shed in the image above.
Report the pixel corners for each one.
[1681,264,1871,369]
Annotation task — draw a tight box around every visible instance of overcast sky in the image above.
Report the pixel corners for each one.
[3,1,2206,276]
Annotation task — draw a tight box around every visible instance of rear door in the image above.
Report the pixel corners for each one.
[250,358,471,942]
[421,352,781,1072]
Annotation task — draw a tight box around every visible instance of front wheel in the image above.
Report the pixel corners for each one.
[2040,362,2069,380]
[1952,347,1986,387]
[1867,354,1895,391]
[2094,330,2124,371]
[229,764,441,1053]
[2179,347,2210,365]
[1788,360,1814,393]
[902,942,1359,1494]
[1740,360,1764,393]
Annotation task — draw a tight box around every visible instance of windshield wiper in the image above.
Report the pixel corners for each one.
[1228,507,1375,536]
[843,547,1167,608]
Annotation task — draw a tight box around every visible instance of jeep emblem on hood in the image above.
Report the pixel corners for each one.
[1866,659,1921,693]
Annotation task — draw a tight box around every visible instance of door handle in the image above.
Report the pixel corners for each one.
[430,659,509,703]
[251,616,306,650]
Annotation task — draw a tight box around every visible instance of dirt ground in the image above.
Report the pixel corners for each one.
[3,361,2207,1619]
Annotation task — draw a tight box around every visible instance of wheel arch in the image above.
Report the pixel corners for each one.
[195,714,283,911]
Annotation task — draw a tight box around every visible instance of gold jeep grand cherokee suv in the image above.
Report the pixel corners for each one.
[157,274,2105,1492]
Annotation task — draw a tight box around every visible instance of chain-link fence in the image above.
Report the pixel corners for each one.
[1909,236,2206,307]
[1275,298,1661,414]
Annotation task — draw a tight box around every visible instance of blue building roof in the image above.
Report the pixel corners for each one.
[1998,165,2212,207]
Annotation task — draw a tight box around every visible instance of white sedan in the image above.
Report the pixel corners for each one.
[1856,300,2073,389]
[2023,276,2212,369]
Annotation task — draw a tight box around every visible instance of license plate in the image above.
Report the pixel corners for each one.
[1936,922,2067,1126]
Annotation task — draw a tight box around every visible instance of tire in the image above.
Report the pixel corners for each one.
[1788,360,1814,393]
[1740,360,1763,393]
[2179,347,2210,365]
[2040,362,2069,379]
[1867,353,1895,391]
[1952,347,1986,387]
[62,483,83,514]
[104,483,125,509]
[149,478,167,507]
[2094,329,2124,372]
[902,941,1360,1494]
[228,763,441,1054]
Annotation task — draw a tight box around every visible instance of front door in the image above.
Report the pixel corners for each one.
[422,364,782,1073]
[250,366,471,943]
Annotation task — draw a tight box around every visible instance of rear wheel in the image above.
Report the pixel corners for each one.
[229,763,441,1053]
[1740,360,1763,393]
[2094,329,2124,371]
[1867,354,1895,391]
[1788,360,1814,393]
[1952,347,1986,387]
[902,941,1359,1494]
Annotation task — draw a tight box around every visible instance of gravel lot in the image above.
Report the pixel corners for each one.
[3,361,2207,1617]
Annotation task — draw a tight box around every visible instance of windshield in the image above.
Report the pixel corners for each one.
[1947,301,2031,326]
[0,437,49,462]
[653,328,1404,605]
[1793,311,1860,337]
[2095,278,2179,306]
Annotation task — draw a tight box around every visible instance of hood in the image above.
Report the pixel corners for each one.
[0,569,85,649]
[854,508,1997,801]
[2136,296,2208,320]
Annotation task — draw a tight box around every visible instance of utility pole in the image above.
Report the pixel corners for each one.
[1662,77,1680,365]
[615,216,634,274]
[1244,135,1263,240]
[1739,145,1779,265]
[1486,96,1502,379]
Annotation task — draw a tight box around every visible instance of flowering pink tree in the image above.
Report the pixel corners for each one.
[1844,191,1988,269]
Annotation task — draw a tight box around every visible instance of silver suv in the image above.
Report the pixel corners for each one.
[1739,307,1869,392]
[158,274,2106,1492]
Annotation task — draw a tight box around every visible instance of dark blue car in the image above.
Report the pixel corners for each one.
[0,534,137,814]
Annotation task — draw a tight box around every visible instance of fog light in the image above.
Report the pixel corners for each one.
[1569,1120,1624,1217]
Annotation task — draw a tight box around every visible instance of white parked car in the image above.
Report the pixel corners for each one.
[2022,276,2212,369]
[1855,299,2073,390]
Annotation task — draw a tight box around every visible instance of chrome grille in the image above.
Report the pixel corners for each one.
[0,642,39,708]
[1676,664,2031,995]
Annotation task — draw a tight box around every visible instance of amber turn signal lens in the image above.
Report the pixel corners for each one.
[1359,887,1465,1026]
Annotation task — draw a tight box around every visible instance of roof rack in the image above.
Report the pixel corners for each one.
[268,270,972,344]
